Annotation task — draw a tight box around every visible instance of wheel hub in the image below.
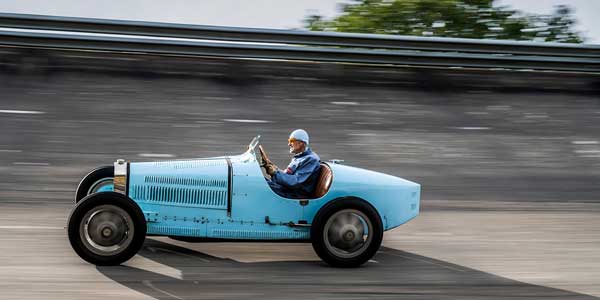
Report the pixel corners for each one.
[326,211,367,253]
[101,227,112,238]
[343,230,355,242]
[80,205,134,256]
[88,214,127,247]
[334,223,364,250]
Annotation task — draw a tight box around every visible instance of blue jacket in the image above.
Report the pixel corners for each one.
[269,148,321,198]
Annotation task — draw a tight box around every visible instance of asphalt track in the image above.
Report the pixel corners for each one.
[1,202,599,299]
[0,48,599,299]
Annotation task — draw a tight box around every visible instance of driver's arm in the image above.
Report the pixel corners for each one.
[271,157,319,188]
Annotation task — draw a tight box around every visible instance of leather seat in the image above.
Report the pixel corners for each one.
[312,163,333,198]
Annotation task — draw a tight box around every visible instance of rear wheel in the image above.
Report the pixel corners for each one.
[67,192,146,266]
[75,166,114,203]
[311,197,383,267]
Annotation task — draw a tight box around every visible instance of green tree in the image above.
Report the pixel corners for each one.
[304,0,583,43]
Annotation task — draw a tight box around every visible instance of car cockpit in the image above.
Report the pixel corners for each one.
[247,135,332,199]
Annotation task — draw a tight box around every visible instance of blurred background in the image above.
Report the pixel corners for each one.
[0,55,598,203]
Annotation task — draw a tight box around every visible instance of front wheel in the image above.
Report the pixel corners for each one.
[311,197,383,267]
[67,192,146,266]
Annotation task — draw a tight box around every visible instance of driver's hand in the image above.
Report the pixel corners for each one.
[265,163,278,176]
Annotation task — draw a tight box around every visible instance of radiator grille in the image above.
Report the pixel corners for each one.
[131,184,227,208]
[144,175,226,188]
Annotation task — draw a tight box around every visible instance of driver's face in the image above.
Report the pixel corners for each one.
[288,139,305,154]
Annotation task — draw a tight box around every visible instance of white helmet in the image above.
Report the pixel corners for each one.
[289,129,309,145]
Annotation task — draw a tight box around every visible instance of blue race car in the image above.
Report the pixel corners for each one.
[68,136,420,267]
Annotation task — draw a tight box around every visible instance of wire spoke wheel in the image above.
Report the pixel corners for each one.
[79,204,134,257]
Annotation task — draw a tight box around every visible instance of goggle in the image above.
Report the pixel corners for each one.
[288,138,299,143]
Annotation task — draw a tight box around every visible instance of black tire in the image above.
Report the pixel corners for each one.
[311,197,383,267]
[67,192,146,266]
[75,166,114,203]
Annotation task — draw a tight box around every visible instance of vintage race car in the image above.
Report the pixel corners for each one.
[68,136,420,267]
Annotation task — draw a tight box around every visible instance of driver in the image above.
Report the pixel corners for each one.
[264,129,321,199]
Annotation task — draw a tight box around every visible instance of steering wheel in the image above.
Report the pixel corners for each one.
[258,145,271,165]
[258,145,275,179]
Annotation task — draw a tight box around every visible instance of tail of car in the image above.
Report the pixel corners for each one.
[322,163,420,230]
